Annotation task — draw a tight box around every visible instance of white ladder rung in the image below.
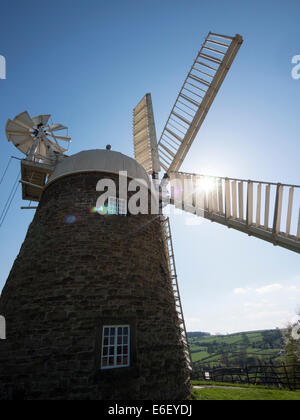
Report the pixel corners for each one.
[162,217,192,370]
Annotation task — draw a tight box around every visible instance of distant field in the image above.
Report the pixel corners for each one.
[188,329,285,367]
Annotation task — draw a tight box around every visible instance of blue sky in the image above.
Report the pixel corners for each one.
[0,0,299,333]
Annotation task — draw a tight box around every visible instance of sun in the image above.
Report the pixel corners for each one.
[200,176,215,193]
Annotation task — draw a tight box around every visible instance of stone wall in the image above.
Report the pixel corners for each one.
[0,171,191,400]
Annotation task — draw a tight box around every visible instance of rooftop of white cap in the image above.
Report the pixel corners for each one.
[47,149,151,186]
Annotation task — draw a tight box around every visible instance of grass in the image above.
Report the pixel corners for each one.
[192,351,210,362]
[192,380,270,389]
[191,381,300,400]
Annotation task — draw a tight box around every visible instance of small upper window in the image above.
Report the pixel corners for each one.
[108,197,127,216]
[101,325,130,369]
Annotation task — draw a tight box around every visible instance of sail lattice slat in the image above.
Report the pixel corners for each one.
[169,172,300,254]
[133,93,160,175]
[158,33,243,175]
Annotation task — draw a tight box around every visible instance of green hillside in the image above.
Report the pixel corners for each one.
[188,329,285,368]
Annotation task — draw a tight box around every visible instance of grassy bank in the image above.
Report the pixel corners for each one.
[191,381,300,400]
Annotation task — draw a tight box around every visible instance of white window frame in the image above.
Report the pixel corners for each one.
[101,325,130,370]
[108,197,127,216]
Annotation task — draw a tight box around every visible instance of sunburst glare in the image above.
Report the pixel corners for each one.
[200,176,215,193]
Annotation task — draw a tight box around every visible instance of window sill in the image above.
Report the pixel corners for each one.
[95,365,140,382]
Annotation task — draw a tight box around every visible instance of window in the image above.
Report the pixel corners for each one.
[101,325,130,369]
[108,197,127,216]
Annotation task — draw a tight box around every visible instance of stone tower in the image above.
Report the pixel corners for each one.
[0,149,191,400]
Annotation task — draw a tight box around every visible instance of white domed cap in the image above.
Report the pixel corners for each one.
[47,149,151,186]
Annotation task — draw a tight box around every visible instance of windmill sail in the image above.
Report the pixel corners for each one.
[133,93,160,175]
[158,33,243,175]
[169,171,300,254]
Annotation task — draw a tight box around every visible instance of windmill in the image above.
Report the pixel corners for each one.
[1,31,299,401]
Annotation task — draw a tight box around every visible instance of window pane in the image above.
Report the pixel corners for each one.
[108,197,127,216]
[101,325,130,369]
[108,197,117,215]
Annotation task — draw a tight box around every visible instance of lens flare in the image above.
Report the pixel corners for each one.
[65,215,77,224]
[90,206,105,214]
[200,177,215,193]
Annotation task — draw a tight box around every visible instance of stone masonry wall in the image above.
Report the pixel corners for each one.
[0,171,191,400]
